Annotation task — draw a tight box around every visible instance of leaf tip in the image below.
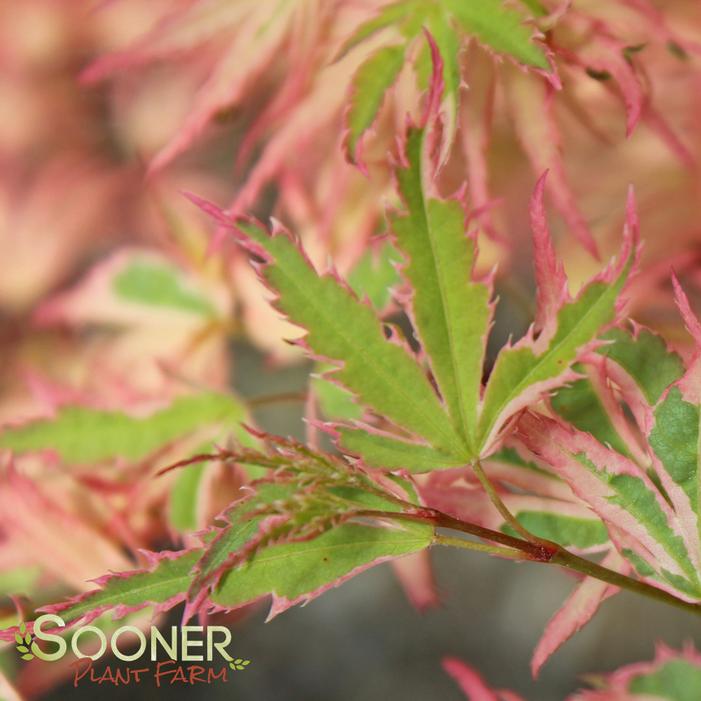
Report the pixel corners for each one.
[671,272,701,345]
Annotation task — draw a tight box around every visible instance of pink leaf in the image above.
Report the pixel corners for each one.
[532,549,627,677]
[517,412,689,581]
[227,41,378,218]
[530,171,569,336]
[80,1,252,83]
[461,47,499,240]
[390,550,439,611]
[0,467,132,593]
[148,5,293,172]
[443,658,526,701]
[443,658,501,701]
[642,105,695,169]
[579,33,644,138]
[505,67,599,259]
[421,29,447,171]
[575,354,650,466]
[671,273,701,346]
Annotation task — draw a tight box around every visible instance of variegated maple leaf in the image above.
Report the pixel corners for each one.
[498,280,701,673]
[190,73,638,473]
[419,312,701,676]
[0,54,647,670]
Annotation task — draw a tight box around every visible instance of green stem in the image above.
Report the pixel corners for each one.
[358,508,555,560]
[550,548,701,618]
[363,507,701,618]
[472,459,552,547]
[433,534,529,560]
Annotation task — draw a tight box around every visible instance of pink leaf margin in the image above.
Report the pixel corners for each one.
[531,549,628,677]
[443,657,526,701]
[33,549,198,630]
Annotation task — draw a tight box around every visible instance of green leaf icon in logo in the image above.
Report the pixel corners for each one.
[229,658,251,671]
[15,623,34,661]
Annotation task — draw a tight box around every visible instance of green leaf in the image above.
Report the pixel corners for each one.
[169,462,208,533]
[598,327,684,404]
[338,427,465,472]
[551,371,631,457]
[425,9,461,99]
[189,513,267,599]
[0,392,247,464]
[392,125,490,451]
[0,566,39,596]
[192,124,634,482]
[347,241,402,311]
[649,388,699,523]
[443,0,548,68]
[114,260,216,318]
[336,0,548,69]
[629,658,701,700]
[313,243,401,421]
[174,437,433,618]
[335,1,415,60]
[339,0,547,168]
[234,220,465,456]
[212,521,433,612]
[345,44,405,163]
[120,440,434,620]
[479,262,634,453]
[54,550,201,626]
[191,472,413,599]
[518,0,548,17]
[502,510,609,549]
[312,365,363,421]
